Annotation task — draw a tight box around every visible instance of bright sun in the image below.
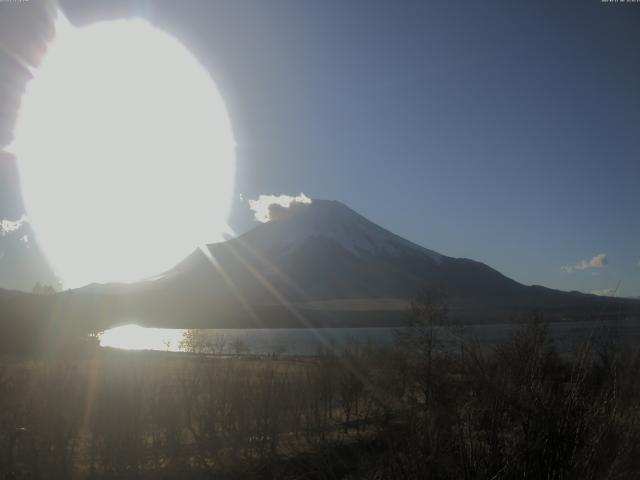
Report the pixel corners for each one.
[11,15,236,289]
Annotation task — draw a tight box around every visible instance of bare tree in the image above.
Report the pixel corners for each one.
[211,333,227,355]
[395,286,448,407]
[179,329,213,354]
[231,337,250,356]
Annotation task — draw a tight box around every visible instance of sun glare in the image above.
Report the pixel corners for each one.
[11,15,236,288]
[100,324,185,351]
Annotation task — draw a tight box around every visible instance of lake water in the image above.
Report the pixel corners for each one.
[100,318,640,355]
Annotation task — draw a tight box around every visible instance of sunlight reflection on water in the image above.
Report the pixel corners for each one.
[100,325,186,351]
[99,319,640,355]
[98,324,396,354]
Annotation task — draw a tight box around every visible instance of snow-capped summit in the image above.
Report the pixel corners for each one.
[238,199,443,263]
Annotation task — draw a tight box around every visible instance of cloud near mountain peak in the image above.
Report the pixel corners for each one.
[247,193,312,223]
[561,253,607,273]
[0,215,28,237]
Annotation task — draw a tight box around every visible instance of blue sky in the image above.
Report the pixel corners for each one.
[1,0,639,295]
[219,0,640,297]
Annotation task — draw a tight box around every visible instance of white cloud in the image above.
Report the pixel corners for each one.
[561,253,607,273]
[247,193,312,223]
[0,215,28,237]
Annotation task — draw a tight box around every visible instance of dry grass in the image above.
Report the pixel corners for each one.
[3,311,640,479]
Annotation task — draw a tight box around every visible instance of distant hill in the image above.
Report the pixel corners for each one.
[2,199,640,332]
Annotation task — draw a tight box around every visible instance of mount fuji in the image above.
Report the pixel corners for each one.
[56,198,640,330]
[170,199,521,304]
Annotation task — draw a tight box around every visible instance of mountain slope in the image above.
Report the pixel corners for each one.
[166,200,520,302]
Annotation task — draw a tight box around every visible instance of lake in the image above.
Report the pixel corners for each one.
[100,318,640,355]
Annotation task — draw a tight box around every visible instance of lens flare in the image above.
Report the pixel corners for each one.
[11,15,236,288]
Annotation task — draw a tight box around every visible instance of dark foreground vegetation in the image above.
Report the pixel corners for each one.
[2,292,640,479]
